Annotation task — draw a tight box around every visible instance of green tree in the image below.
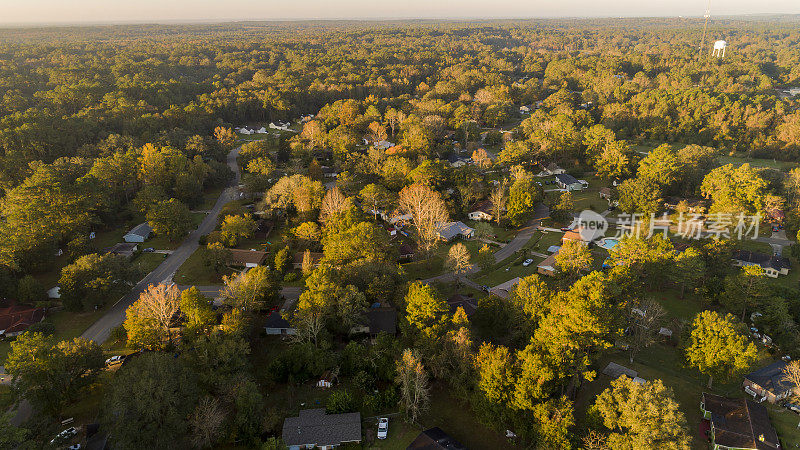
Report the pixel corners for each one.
[359,183,392,221]
[146,198,194,241]
[551,191,575,223]
[722,265,768,321]
[617,177,663,214]
[5,332,104,415]
[636,144,681,191]
[124,283,182,350]
[0,412,27,448]
[476,244,495,271]
[594,377,690,450]
[17,275,46,304]
[202,242,232,273]
[701,164,768,216]
[222,266,278,312]
[59,253,140,311]
[555,240,593,281]
[274,246,292,274]
[220,214,257,247]
[103,353,199,450]
[686,311,758,388]
[507,175,541,226]
[179,287,215,337]
[404,282,449,338]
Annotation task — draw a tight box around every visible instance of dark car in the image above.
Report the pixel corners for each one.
[142,247,155,252]
[784,402,800,414]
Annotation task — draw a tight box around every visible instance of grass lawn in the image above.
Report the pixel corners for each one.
[198,187,225,210]
[132,252,167,274]
[174,247,235,286]
[633,142,798,172]
[767,405,800,446]
[367,418,423,449]
[146,212,207,250]
[0,385,13,411]
[419,387,515,450]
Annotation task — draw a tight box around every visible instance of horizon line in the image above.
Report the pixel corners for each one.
[1,13,798,29]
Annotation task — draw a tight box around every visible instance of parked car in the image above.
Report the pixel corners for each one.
[522,259,534,267]
[105,355,124,366]
[560,227,573,232]
[481,285,490,293]
[67,445,82,450]
[142,247,154,253]
[50,427,78,445]
[377,418,389,439]
[783,402,800,414]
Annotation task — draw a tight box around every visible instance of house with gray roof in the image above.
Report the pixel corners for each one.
[554,173,583,191]
[743,360,795,403]
[282,408,361,449]
[732,250,790,278]
[436,221,475,241]
[124,223,153,243]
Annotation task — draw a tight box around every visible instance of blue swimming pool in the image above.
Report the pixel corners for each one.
[597,238,619,250]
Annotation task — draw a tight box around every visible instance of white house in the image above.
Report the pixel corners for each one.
[467,199,495,222]
[124,223,153,243]
[375,140,395,150]
[732,250,790,278]
[436,221,475,241]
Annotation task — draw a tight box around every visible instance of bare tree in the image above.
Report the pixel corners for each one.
[385,108,406,138]
[783,360,800,396]
[398,183,449,256]
[488,181,507,226]
[189,396,226,449]
[319,187,349,222]
[446,243,473,286]
[222,266,275,312]
[396,349,430,423]
[628,299,666,363]
[292,307,325,348]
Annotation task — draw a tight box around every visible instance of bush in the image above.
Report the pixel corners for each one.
[109,324,128,346]
[283,272,299,282]
[25,321,55,336]
[326,390,356,414]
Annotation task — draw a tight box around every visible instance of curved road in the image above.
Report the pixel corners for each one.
[81,145,242,343]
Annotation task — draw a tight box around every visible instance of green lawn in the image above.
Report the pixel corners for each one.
[174,247,235,286]
[132,252,167,274]
[633,142,798,172]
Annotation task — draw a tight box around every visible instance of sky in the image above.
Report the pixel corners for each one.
[2,0,800,25]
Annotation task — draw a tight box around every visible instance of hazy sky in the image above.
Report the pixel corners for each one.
[3,0,800,25]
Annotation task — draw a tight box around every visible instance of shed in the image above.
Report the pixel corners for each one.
[602,362,638,380]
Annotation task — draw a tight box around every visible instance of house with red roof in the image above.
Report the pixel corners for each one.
[0,301,45,337]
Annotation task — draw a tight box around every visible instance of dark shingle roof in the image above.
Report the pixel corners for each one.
[282,409,361,447]
[407,427,466,450]
[265,311,293,330]
[702,393,780,450]
[745,360,795,396]
[447,295,478,318]
[555,173,579,185]
[126,222,153,238]
[733,250,790,271]
[367,307,397,335]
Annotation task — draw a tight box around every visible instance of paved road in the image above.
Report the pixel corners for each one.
[81,146,242,344]
[492,203,549,263]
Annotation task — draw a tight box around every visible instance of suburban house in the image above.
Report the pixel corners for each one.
[447,294,478,318]
[408,427,466,450]
[106,242,138,259]
[700,393,780,450]
[468,199,500,222]
[555,173,583,191]
[0,301,45,337]
[664,197,707,213]
[743,360,795,403]
[447,153,469,168]
[489,277,520,299]
[123,223,153,243]
[351,305,398,336]
[436,221,475,241]
[229,249,269,268]
[398,243,415,261]
[562,228,591,246]
[535,162,566,177]
[732,250,791,278]
[519,105,531,114]
[374,140,395,150]
[292,252,323,270]
[264,311,296,336]
[383,211,413,226]
[537,251,558,276]
[282,408,361,449]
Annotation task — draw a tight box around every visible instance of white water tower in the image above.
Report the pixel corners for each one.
[712,40,727,58]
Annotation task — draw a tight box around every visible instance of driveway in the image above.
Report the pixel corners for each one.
[81,145,243,344]
[493,203,549,263]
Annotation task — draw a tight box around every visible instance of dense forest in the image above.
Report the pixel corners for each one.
[2,18,800,450]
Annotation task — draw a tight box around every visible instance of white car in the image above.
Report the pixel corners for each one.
[67,445,82,450]
[105,355,123,365]
[50,427,78,444]
[522,258,534,267]
[377,417,389,439]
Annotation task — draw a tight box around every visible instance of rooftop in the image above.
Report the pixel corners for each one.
[229,249,269,266]
[282,408,361,447]
[702,393,780,450]
[555,173,579,185]
[745,360,795,395]
[733,250,790,271]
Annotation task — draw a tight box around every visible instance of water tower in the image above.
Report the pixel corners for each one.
[712,40,727,58]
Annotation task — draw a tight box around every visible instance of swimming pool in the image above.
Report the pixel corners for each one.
[597,238,619,250]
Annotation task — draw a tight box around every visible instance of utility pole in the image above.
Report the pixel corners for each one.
[699,0,712,57]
